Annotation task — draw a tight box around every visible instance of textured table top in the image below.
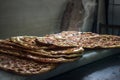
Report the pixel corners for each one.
[48,53,120,80]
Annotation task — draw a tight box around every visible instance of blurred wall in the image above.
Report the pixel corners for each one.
[0,0,67,39]
[108,0,120,25]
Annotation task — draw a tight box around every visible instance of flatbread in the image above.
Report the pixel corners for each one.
[0,43,82,63]
[0,49,80,63]
[37,31,99,48]
[46,31,99,40]
[8,36,76,50]
[0,53,57,75]
[0,44,83,58]
[45,31,120,49]
[0,37,83,63]
[9,36,42,50]
[0,40,83,57]
[78,35,120,48]
[36,37,78,48]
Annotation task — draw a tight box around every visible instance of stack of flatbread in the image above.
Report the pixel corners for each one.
[0,35,84,75]
[0,31,120,75]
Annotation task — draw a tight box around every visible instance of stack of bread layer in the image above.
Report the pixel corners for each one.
[0,35,84,75]
[0,31,120,75]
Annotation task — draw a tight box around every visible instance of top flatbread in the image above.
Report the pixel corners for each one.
[45,31,120,49]
[9,36,41,50]
[36,31,99,48]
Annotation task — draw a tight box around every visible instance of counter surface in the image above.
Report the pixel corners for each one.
[48,53,120,80]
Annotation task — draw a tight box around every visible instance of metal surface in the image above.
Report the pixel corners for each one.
[48,53,120,80]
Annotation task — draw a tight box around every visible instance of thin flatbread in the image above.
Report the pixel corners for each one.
[0,53,57,75]
[0,44,83,58]
[0,40,84,57]
[0,48,81,63]
[78,35,120,48]
[0,38,83,63]
[9,36,42,50]
[45,31,120,49]
[37,31,99,47]
[9,36,76,50]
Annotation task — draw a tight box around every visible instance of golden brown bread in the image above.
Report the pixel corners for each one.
[78,35,120,48]
[44,31,120,49]
[0,39,83,63]
[0,53,57,75]
[0,31,120,75]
